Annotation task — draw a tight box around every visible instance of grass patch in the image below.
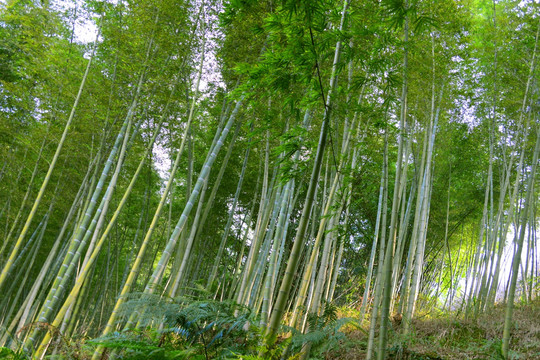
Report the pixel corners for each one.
[335,299,540,359]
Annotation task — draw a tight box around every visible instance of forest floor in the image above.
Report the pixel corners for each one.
[329,299,540,360]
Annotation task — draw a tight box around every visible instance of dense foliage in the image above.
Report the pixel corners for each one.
[0,0,538,359]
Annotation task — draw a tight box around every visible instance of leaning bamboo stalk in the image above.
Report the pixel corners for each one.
[25,115,131,353]
[0,23,101,290]
[29,39,153,335]
[262,182,295,325]
[167,177,211,298]
[0,215,46,329]
[91,37,207,359]
[359,154,384,324]
[264,0,350,349]
[191,121,242,273]
[366,130,389,360]
[55,108,174,337]
[0,132,48,263]
[502,126,540,358]
[121,102,243,330]
[33,111,134,359]
[248,186,283,308]
[403,82,443,334]
[236,132,272,305]
[141,95,244,297]
[377,5,414,356]
[1,171,62,315]
[9,166,90,341]
[207,135,251,287]
[28,32,156,348]
[291,111,356,329]
[238,169,279,307]
[227,200,257,300]
[486,38,537,307]
[288,167,340,330]
[0,214,46,347]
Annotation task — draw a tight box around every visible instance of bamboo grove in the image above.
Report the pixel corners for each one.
[0,0,539,359]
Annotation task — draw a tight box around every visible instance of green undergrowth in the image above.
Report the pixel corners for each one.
[86,295,355,360]
[3,299,539,359]
[3,295,355,359]
[0,347,27,360]
[328,299,540,360]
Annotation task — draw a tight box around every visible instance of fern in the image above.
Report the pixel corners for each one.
[0,347,28,360]
[92,294,261,359]
[91,294,352,360]
[290,302,358,359]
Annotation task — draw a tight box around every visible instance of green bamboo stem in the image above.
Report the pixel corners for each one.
[236,132,272,305]
[33,114,134,359]
[264,1,349,349]
[0,22,101,291]
[26,116,131,352]
[247,186,281,308]
[502,127,540,358]
[207,133,251,288]
[366,130,389,360]
[141,107,244,294]
[0,214,46,347]
[402,83,443,336]
[91,37,206,359]
[0,131,48,263]
[167,177,210,297]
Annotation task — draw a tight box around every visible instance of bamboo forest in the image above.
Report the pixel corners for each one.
[0,0,539,359]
